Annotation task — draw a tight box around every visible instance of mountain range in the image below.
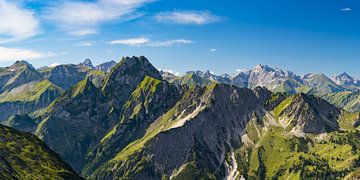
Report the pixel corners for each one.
[1,56,360,179]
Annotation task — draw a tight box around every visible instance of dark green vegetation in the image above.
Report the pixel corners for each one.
[0,124,81,179]
[1,56,360,179]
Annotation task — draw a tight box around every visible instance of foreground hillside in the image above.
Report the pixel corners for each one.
[0,124,81,179]
[1,56,360,179]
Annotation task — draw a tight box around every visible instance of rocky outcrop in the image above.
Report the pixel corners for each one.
[39,64,88,90]
[274,93,341,134]
[103,56,163,112]
[83,76,180,176]
[90,84,265,179]
[95,61,117,73]
[35,78,111,172]
[80,59,95,69]
[2,114,37,133]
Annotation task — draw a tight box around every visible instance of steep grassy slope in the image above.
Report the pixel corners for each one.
[88,83,264,179]
[0,124,81,179]
[34,56,166,173]
[324,90,360,113]
[35,78,111,172]
[238,93,360,179]
[303,73,345,96]
[83,76,180,176]
[0,76,63,122]
[39,64,89,90]
[172,73,213,87]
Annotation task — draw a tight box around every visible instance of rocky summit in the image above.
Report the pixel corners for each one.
[1,56,360,179]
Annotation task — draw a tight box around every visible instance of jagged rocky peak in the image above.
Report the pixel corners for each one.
[253,86,272,103]
[9,60,35,70]
[95,60,116,73]
[109,56,162,78]
[275,93,340,134]
[80,58,94,69]
[333,72,358,86]
[103,56,162,107]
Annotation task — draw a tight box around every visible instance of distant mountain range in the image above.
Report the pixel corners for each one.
[1,57,360,179]
[162,64,360,95]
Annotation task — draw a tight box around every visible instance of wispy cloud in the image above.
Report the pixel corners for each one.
[154,10,220,25]
[73,41,94,47]
[149,39,193,47]
[46,0,154,36]
[110,37,193,47]
[0,0,40,43]
[210,48,217,52]
[0,47,49,62]
[159,69,180,76]
[49,62,61,67]
[0,46,67,62]
[340,8,352,12]
[110,37,150,46]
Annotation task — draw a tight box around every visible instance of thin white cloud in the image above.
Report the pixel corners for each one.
[154,10,220,25]
[73,41,94,47]
[159,69,180,76]
[0,46,67,62]
[210,48,217,52]
[110,37,193,47]
[341,8,352,12]
[0,0,40,43]
[47,0,153,36]
[110,37,150,46]
[47,51,68,57]
[49,62,61,67]
[149,39,193,47]
[236,68,246,72]
[0,47,47,62]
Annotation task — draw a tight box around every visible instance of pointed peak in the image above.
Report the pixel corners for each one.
[110,56,161,79]
[10,60,35,70]
[274,93,340,134]
[80,58,94,69]
[66,77,98,98]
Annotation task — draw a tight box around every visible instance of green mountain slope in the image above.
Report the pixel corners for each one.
[0,124,81,179]
[34,56,165,173]
[88,83,264,179]
[83,76,180,176]
[172,73,212,87]
[0,78,64,123]
[323,90,360,113]
[303,73,345,96]
[39,64,89,90]
[34,78,110,172]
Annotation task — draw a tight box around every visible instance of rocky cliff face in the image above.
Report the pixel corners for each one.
[39,64,88,90]
[0,62,64,122]
[103,56,163,112]
[89,84,265,179]
[34,56,165,173]
[80,59,95,69]
[0,124,81,179]
[332,73,359,89]
[95,61,117,73]
[35,78,112,172]
[274,93,341,134]
[83,76,180,176]
[2,114,36,133]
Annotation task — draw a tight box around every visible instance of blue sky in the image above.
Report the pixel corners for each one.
[0,0,359,77]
